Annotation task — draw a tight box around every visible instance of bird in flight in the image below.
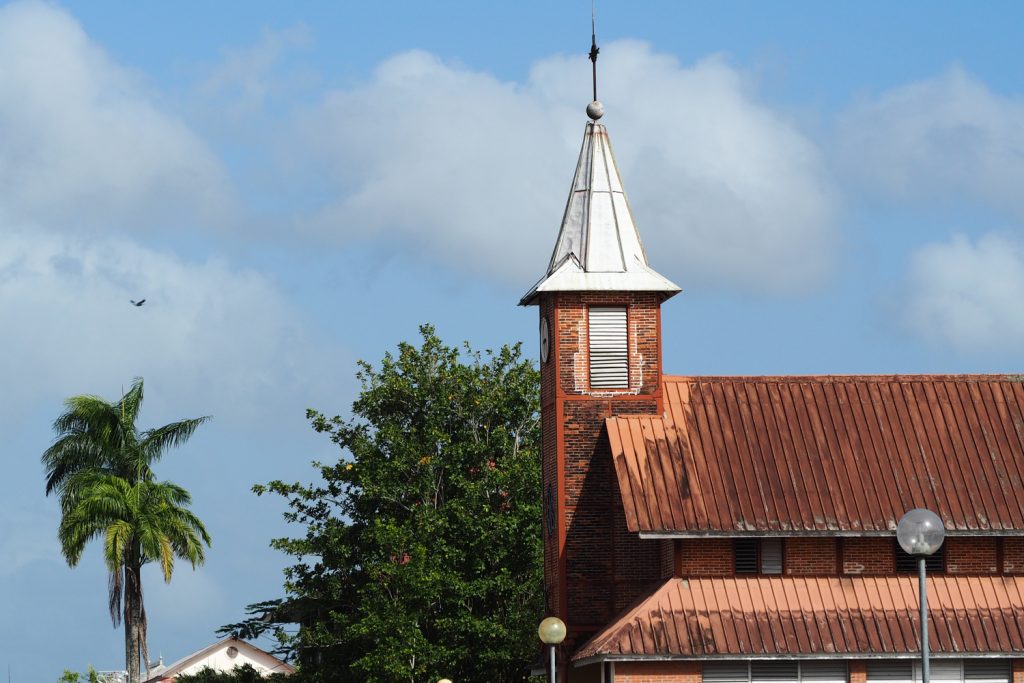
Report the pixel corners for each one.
[130,299,146,307]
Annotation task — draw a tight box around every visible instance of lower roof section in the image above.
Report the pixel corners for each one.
[573,576,1024,664]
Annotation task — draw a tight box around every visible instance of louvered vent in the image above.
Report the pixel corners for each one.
[964,661,1010,683]
[703,662,750,683]
[760,538,783,575]
[734,539,758,574]
[931,662,964,682]
[895,541,945,573]
[867,662,914,683]
[801,662,847,683]
[752,662,798,683]
[589,307,628,388]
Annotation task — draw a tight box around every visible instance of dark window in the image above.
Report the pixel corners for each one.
[735,539,758,574]
[734,539,784,575]
[895,540,944,573]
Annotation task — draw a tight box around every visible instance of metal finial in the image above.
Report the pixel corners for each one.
[588,0,603,120]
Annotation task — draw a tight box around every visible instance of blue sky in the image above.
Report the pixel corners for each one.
[3,0,1024,678]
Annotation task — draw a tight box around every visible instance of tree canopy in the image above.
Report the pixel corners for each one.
[239,326,542,682]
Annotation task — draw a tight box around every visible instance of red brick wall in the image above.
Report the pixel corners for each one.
[785,538,837,575]
[849,661,867,683]
[842,538,894,574]
[539,291,665,656]
[678,538,733,577]
[1005,539,1024,574]
[614,661,700,683]
[946,537,999,574]
[660,539,676,578]
[552,292,662,396]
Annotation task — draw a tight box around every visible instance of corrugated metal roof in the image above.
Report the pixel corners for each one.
[609,375,1024,535]
[520,120,679,305]
[573,576,1024,662]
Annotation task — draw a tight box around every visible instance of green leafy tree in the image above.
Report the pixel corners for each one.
[58,666,102,683]
[175,664,290,682]
[248,325,542,682]
[43,379,212,683]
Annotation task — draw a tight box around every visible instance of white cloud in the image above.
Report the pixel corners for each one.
[0,228,343,427]
[293,41,837,293]
[904,233,1024,352]
[0,0,232,231]
[837,66,1024,217]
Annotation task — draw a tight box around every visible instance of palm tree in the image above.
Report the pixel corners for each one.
[42,378,212,683]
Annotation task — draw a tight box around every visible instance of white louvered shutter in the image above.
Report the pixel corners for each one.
[752,662,799,683]
[964,661,1010,683]
[800,662,847,683]
[589,307,628,388]
[867,661,914,683]
[760,538,783,575]
[703,662,751,683]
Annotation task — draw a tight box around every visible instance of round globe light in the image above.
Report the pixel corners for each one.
[538,616,567,645]
[896,508,946,556]
[438,679,453,683]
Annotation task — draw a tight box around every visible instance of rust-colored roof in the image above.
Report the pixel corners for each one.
[574,575,1024,662]
[609,375,1024,535]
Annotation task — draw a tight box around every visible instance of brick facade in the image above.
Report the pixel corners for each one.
[615,661,700,683]
[540,291,666,667]
[842,538,895,575]
[677,538,733,577]
[1005,539,1024,574]
[785,538,837,575]
[666,536,1015,579]
[946,537,999,574]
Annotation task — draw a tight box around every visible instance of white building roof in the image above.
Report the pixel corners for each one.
[142,636,294,681]
[520,117,680,305]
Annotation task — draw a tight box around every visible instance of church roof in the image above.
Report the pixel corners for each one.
[573,575,1024,663]
[520,119,680,305]
[608,374,1024,536]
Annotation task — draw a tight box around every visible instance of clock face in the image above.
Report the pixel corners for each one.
[540,316,551,364]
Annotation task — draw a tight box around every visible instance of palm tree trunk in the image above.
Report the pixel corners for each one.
[125,562,142,683]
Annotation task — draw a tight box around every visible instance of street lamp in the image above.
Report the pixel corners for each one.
[538,616,567,683]
[897,508,946,683]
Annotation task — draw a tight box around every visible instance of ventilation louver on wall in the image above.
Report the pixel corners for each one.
[760,538,783,575]
[734,539,758,575]
[589,307,628,389]
[895,541,944,573]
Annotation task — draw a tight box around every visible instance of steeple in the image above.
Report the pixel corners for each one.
[519,109,680,305]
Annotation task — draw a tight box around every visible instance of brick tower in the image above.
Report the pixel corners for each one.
[520,101,680,679]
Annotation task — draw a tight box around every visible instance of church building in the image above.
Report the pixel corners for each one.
[521,98,1024,683]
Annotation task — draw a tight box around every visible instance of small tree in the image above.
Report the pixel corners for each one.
[248,325,542,682]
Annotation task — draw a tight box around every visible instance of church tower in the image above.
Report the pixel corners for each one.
[520,98,680,665]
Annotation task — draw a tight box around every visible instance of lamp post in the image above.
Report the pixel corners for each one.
[538,616,567,683]
[897,508,946,683]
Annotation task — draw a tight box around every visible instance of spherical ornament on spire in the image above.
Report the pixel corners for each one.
[586,100,605,120]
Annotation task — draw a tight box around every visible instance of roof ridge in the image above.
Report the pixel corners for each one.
[662,373,1024,382]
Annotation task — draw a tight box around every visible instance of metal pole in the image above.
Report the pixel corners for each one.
[920,556,929,683]
[549,644,556,683]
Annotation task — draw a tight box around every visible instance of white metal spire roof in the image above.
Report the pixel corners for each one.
[520,110,680,306]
